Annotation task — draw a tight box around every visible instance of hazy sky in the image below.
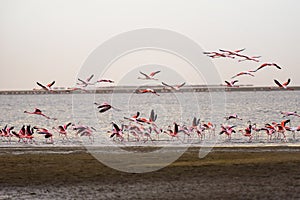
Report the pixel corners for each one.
[1,0,300,90]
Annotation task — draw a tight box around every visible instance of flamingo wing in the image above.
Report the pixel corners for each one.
[274,79,283,88]
[86,74,94,82]
[177,82,186,88]
[149,70,161,77]
[139,71,151,79]
[36,82,48,90]
[47,81,55,88]
[283,79,291,86]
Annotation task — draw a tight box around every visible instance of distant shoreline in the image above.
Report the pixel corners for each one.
[1,85,300,95]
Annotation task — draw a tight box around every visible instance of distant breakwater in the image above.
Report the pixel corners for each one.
[1,85,300,95]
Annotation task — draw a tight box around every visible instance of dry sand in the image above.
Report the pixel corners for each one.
[0,146,299,200]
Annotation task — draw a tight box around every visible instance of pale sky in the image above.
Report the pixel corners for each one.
[1,0,300,90]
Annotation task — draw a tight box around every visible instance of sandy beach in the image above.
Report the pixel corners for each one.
[0,146,299,199]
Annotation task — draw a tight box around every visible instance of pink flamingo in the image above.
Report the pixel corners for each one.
[36,81,55,91]
[225,80,239,87]
[274,78,292,90]
[231,71,255,79]
[137,88,160,96]
[94,102,121,113]
[251,63,281,72]
[24,108,55,120]
[138,71,161,80]
[162,82,186,91]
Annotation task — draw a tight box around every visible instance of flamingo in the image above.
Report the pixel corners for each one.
[138,71,161,80]
[219,48,246,56]
[94,102,121,113]
[219,125,236,140]
[281,111,300,118]
[238,55,261,62]
[96,79,114,83]
[77,74,95,87]
[53,122,72,140]
[110,122,124,141]
[137,88,160,96]
[162,82,186,90]
[286,125,300,140]
[124,112,141,122]
[239,124,253,142]
[251,63,281,72]
[36,81,55,91]
[24,108,54,120]
[225,80,239,87]
[231,71,255,79]
[203,51,235,59]
[34,127,54,143]
[225,114,242,121]
[274,79,292,90]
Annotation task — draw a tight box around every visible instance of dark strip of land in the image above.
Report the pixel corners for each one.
[0,147,299,199]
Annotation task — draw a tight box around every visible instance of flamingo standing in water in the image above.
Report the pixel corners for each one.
[274,78,292,90]
[162,82,186,90]
[24,108,56,120]
[239,123,253,142]
[138,71,161,80]
[36,81,55,91]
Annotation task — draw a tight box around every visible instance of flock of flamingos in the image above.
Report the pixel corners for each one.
[1,48,299,145]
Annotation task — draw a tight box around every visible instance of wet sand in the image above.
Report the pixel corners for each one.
[0,146,300,199]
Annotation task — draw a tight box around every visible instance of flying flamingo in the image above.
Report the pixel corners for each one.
[24,108,55,120]
[251,63,281,72]
[219,124,236,140]
[53,122,72,140]
[231,71,255,79]
[124,112,141,123]
[34,127,54,143]
[225,80,239,87]
[138,71,161,80]
[137,88,160,96]
[95,79,114,83]
[94,102,121,113]
[162,82,186,90]
[77,74,95,87]
[36,81,55,91]
[225,114,242,121]
[281,111,300,118]
[203,51,235,59]
[274,78,292,90]
[110,122,124,141]
[219,48,246,56]
[238,55,261,62]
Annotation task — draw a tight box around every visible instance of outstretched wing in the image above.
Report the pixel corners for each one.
[139,71,151,79]
[47,81,55,88]
[177,82,186,88]
[36,82,48,90]
[274,79,283,88]
[86,74,94,82]
[283,78,291,86]
[149,70,161,77]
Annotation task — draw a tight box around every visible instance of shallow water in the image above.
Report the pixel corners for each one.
[0,90,299,146]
